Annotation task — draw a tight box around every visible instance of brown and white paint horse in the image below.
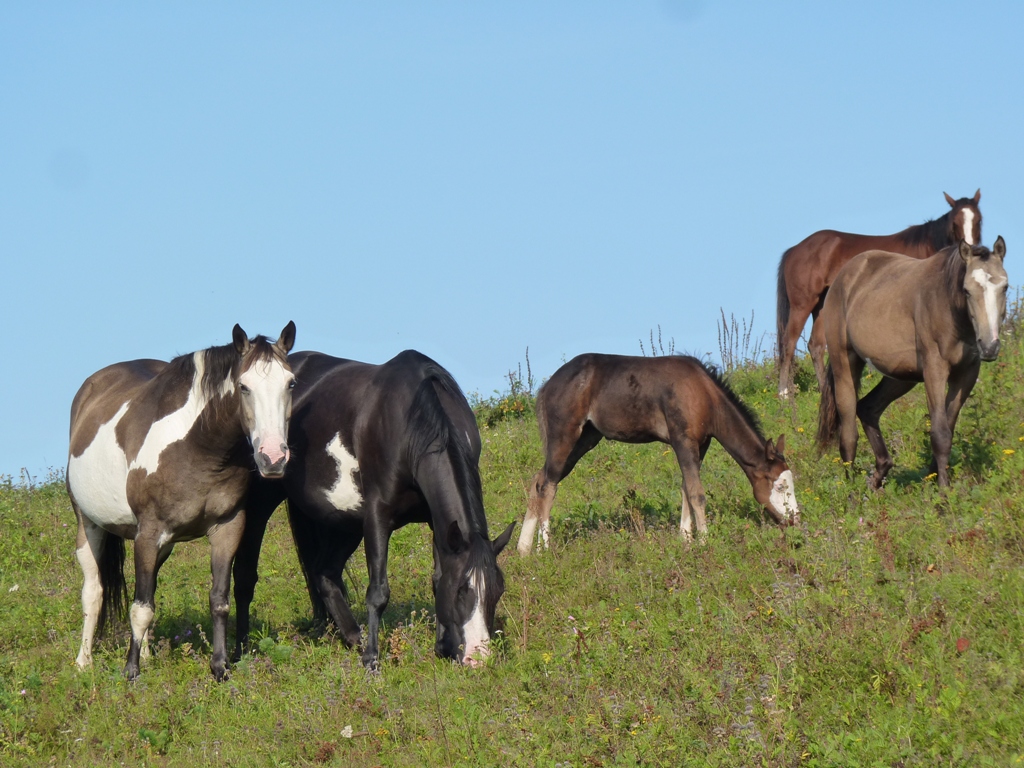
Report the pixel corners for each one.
[517,354,799,555]
[776,190,982,399]
[817,238,1007,488]
[67,322,296,680]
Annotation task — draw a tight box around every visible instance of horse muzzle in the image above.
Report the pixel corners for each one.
[254,442,290,478]
[979,340,1000,361]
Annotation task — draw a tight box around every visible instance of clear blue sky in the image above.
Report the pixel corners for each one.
[2,2,1021,481]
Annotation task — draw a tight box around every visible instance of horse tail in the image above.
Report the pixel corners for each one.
[285,502,330,626]
[816,361,840,452]
[776,249,792,367]
[96,533,127,637]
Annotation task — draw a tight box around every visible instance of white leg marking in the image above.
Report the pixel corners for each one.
[68,402,136,529]
[517,515,539,555]
[540,519,550,549]
[324,434,364,510]
[75,534,104,669]
[130,601,155,655]
[962,209,975,245]
[770,469,799,522]
[462,570,490,667]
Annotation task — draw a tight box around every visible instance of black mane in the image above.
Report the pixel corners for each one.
[896,211,955,252]
[688,356,766,442]
[407,365,488,540]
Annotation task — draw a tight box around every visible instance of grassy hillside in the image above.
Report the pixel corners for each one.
[2,321,1024,766]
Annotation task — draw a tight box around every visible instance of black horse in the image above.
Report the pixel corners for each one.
[234,350,515,669]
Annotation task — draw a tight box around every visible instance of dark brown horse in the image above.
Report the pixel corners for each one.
[67,323,296,680]
[816,238,1007,488]
[517,354,798,555]
[776,190,982,399]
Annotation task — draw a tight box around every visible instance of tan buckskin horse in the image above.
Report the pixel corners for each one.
[776,190,982,399]
[67,323,296,680]
[816,239,1007,489]
[517,354,799,556]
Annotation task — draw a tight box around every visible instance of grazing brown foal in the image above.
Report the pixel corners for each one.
[517,354,799,555]
[776,190,982,399]
[817,238,1007,488]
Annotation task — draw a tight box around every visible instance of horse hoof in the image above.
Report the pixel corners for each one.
[123,663,140,681]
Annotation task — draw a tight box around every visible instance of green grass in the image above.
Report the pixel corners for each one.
[3,328,1024,766]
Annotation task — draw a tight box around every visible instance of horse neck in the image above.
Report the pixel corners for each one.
[707,392,768,480]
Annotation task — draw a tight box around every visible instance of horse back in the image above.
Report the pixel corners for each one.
[540,354,713,444]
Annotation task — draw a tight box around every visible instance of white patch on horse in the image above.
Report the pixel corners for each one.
[68,402,135,528]
[540,519,550,548]
[132,352,209,475]
[962,209,975,245]
[770,469,799,521]
[971,268,1006,345]
[462,569,490,666]
[324,433,363,510]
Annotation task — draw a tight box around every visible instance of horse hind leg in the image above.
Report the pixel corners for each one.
[518,422,602,556]
[833,352,864,469]
[808,303,829,393]
[778,304,814,399]
[74,517,107,669]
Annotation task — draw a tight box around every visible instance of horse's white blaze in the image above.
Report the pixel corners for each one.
[962,209,975,245]
[75,541,102,668]
[971,268,1005,345]
[241,357,292,463]
[132,353,212,474]
[68,402,135,528]
[462,569,490,666]
[130,601,154,647]
[770,469,799,521]
[324,433,363,510]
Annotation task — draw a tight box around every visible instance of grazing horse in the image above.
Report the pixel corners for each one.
[816,238,1007,488]
[516,354,799,556]
[776,190,982,398]
[234,350,515,669]
[67,322,296,680]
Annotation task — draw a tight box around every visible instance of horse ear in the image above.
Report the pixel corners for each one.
[993,235,1006,260]
[764,438,776,460]
[491,522,516,555]
[447,521,466,553]
[944,192,956,208]
[775,434,786,456]
[973,188,981,203]
[232,324,250,355]
[958,240,972,263]
[277,321,296,354]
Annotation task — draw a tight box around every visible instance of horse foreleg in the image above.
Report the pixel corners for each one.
[924,361,955,486]
[673,440,708,544]
[208,512,245,681]
[74,515,106,670]
[931,363,981,476]
[857,377,917,490]
[361,506,392,670]
[125,527,165,680]
[518,470,558,556]
[231,507,269,661]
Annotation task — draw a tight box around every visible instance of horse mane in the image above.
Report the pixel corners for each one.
[685,356,766,442]
[895,211,954,252]
[407,365,487,538]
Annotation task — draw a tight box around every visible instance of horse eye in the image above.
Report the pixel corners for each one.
[239,384,251,395]
[288,380,296,390]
